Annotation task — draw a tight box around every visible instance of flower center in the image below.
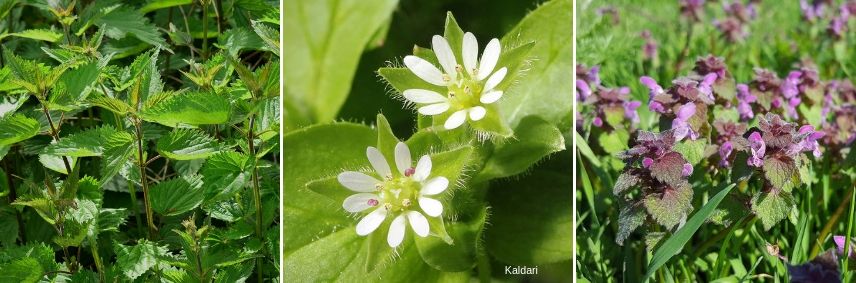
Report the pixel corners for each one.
[446,64,484,111]
[376,174,421,213]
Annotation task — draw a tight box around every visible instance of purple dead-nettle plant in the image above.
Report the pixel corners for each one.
[577,64,601,89]
[613,130,695,245]
[680,0,707,22]
[714,0,756,44]
[800,0,832,22]
[640,30,658,62]
[736,83,757,120]
[821,104,856,150]
[639,73,716,141]
[780,70,803,119]
[582,84,641,128]
[828,3,850,39]
[747,68,782,112]
[713,120,748,167]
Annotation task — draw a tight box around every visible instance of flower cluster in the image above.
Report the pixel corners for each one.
[613,130,694,244]
[731,113,821,184]
[577,64,641,130]
[640,30,658,62]
[714,0,757,42]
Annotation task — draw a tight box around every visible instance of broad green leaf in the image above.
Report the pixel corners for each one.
[763,155,799,192]
[252,21,280,57]
[114,240,168,280]
[42,126,120,157]
[139,0,192,14]
[0,258,42,283]
[673,139,707,165]
[478,115,565,180]
[644,180,693,229]
[217,27,266,57]
[0,29,62,42]
[497,0,572,128]
[597,128,630,154]
[486,171,572,265]
[0,93,27,117]
[752,190,797,230]
[48,62,101,110]
[150,175,204,216]
[201,151,252,202]
[89,95,133,116]
[38,155,77,175]
[0,243,59,282]
[95,8,171,51]
[415,206,487,272]
[156,128,224,160]
[643,183,737,281]
[284,0,399,123]
[141,92,231,126]
[100,131,136,185]
[0,114,39,146]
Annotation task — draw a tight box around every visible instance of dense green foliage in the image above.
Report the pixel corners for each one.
[284,0,572,281]
[577,0,856,282]
[0,0,280,282]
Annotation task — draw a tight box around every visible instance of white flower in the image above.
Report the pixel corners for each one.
[337,142,449,248]
[402,32,508,130]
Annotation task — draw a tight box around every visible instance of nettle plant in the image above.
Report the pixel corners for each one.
[0,0,280,282]
[284,1,571,280]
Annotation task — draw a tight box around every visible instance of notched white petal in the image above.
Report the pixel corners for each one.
[477,38,501,81]
[418,103,450,115]
[419,197,444,217]
[366,147,391,179]
[462,32,478,76]
[387,214,407,247]
[403,89,447,104]
[480,90,503,104]
[407,211,430,237]
[484,67,508,92]
[413,155,432,182]
[356,208,387,236]
[343,193,379,213]
[404,55,446,86]
[469,106,486,121]
[337,172,381,192]
[432,35,457,78]
[394,142,412,175]
[444,110,468,129]
[421,177,449,196]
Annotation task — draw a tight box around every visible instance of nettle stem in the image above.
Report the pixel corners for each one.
[247,115,264,283]
[89,238,104,281]
[41,104,72,173]
[134,119,157,239]
[102,83,144,233]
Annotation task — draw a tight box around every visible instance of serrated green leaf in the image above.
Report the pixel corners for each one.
[252,21,279,56]
[114,240,168,280]
[1,29,62,42]
[38,154,77,175]
[150,175,204,216]
[617,203,646,245]
[763,155,799,192]
[0,258,42,283]
[201,151,251,202]
[752,190,796,230]
[156,128,224,160]
[95,8,171,51]
[141,92,230,126]
[644,181,693,229]
[42,126,120,157]
[673,139,707,165]
[100,131,135,184]
[0,114,39,146]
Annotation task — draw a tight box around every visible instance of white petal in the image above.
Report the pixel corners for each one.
[407,211,430,237]
[343,193,380,213]
[403,89,447,104]
[469,106,486,121]
[413,155,432,181]
[387,214,406,247]
[480,90,503,104]
[462,32,478,76]
[483,67,507,92]
[394,142,412,175]
[421,177,449,196]
[337,172,381,192]
[477,38,501,80]
[366,147,391,179]
[419,197,444,217]
[404,56,446,86]
[356,208,387,236]
[432,35,457,78]
[444,110,468,129]
[418,103,450,115]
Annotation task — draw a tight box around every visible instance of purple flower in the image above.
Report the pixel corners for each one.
[747,131,766,167]
[672,103,698,141]
[736,83,756,120]
[624,101,642,124]
[680,0,706,22]
[640,76,667,113]
[641,30,658,60]
[797,125,825,157]
[593,116,603,127]
[719,141,733,167]
[682,163,694,177]
[577,79,591,101]
[834,235,854,257]
[642,157,654,168]
[781,71,802,99]
[800,0,827,22]
[698,73,717,101]
[588,66,601,88]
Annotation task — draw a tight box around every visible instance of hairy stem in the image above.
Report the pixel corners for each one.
[134,120,156,239]
[247,115,264,283]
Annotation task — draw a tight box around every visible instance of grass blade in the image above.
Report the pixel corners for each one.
[643,183,737,281]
